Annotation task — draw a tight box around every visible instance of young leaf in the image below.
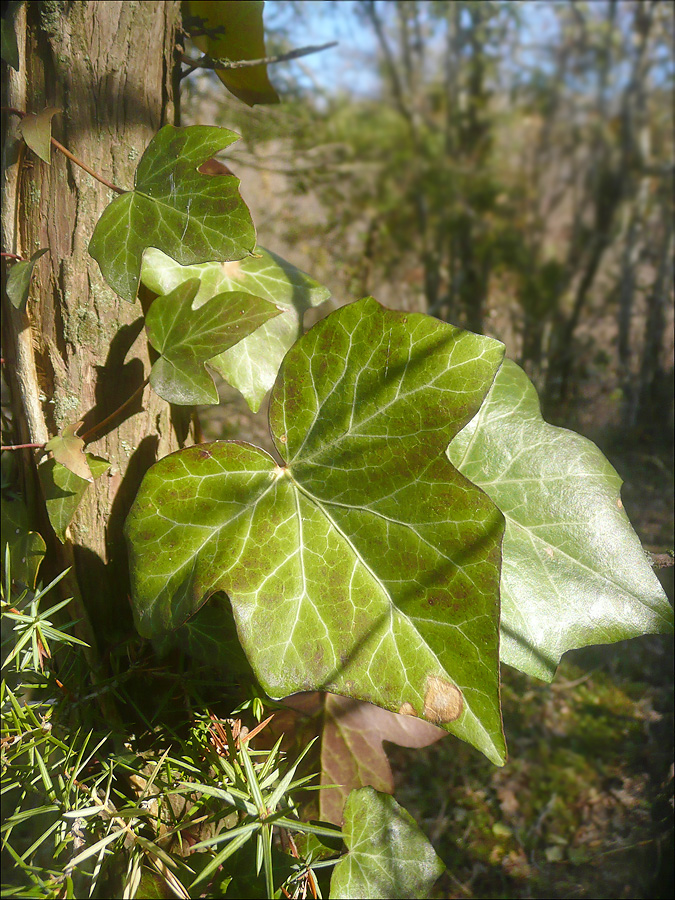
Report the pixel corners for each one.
[1,499,46,590]
[329,787,445,900]
[184,0,280,106]
[448,358,674,681]
[6,249,49,311]
[144,278,281,405]
[17,108,61,163]
[320,694,445,826]
[38,456,110,543]
[45,422,92,482]
[1,2,21,70]
[89,125,256,302]
[141,246,331,411]
[126,297,507,764]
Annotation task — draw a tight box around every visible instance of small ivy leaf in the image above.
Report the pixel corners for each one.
[45,422,92,482]
[184,0,280,106]
[6,248,49,311]
[126,297,507,764]
[329,787,445,900]
[320,694,445,826]
[88,125,257,303]
[38,455,110,543]
[0,2,21,71]
[141,246,331,411]
[144,278,281,406]
[17,107,61,164]
[1,499,46,590]
[448,358,674,681]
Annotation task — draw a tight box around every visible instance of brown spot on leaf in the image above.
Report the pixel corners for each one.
[398,702,418,717]
[423,675,463,724]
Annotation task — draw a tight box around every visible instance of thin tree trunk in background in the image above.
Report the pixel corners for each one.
[637,216,674,440]
[2,1,183,643]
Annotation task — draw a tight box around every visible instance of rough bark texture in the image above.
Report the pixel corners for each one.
[3,1,183,634]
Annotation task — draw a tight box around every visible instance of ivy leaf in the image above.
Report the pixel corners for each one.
[126,297,507,764]
[448,358,674,681]
[38,456,110,544]
[0,2,21,71]
[141,246,331,411]
[184,0,280,106]
[17,108,61,163]
[45,422,92,482]
[6,249,49,311]
[1,499,46,590]
[320,694,445,826]
[329,787,445,900]
[145,278,280,405]
[89,125,256,303]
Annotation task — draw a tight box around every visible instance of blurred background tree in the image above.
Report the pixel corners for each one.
[188,0,673,446]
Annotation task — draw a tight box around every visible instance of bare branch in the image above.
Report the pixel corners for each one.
[180,42,338,78]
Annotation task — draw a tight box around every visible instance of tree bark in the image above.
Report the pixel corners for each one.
[2,1,183,640]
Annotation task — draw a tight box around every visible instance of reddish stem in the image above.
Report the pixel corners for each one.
[2,106,125,194]
[0,442,45,451]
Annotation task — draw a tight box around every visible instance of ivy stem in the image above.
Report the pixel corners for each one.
[80,376,150,445]
[2,106,125,195]
[1,251,24,260]
[1,379,150,451]
[0,441,45,451]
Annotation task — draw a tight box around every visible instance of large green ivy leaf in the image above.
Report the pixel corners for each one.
[448,358,674,681]
[329,787,445,900]
[89,125,256,302]
[126,298,507,763]
[141,247,331,411]
[144,279,280,405]
[184,0,280,106]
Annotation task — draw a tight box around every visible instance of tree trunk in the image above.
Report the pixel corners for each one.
[2,1,183,643]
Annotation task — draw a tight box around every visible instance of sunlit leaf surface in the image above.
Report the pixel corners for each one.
[448,358,674,681]
[144,279,280,405]
[141,246,330,411]
[184,0,280,106]
[89,125,256,302]
[126,298,506,763]
[329,787,445,899]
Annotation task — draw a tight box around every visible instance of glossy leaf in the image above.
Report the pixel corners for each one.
[1,499,46,590]
[89,125,256,302]
[6,249,49,311]
[141,246,331,411]
[17,108,60,163]
[448,358,674,681]
[329,787,445,900]
[126,297,507,763]
[320,694,445,826]
[144,278,280,405]
[45,422,92,482]
[38,456,110,544]
[184,0,280,106]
